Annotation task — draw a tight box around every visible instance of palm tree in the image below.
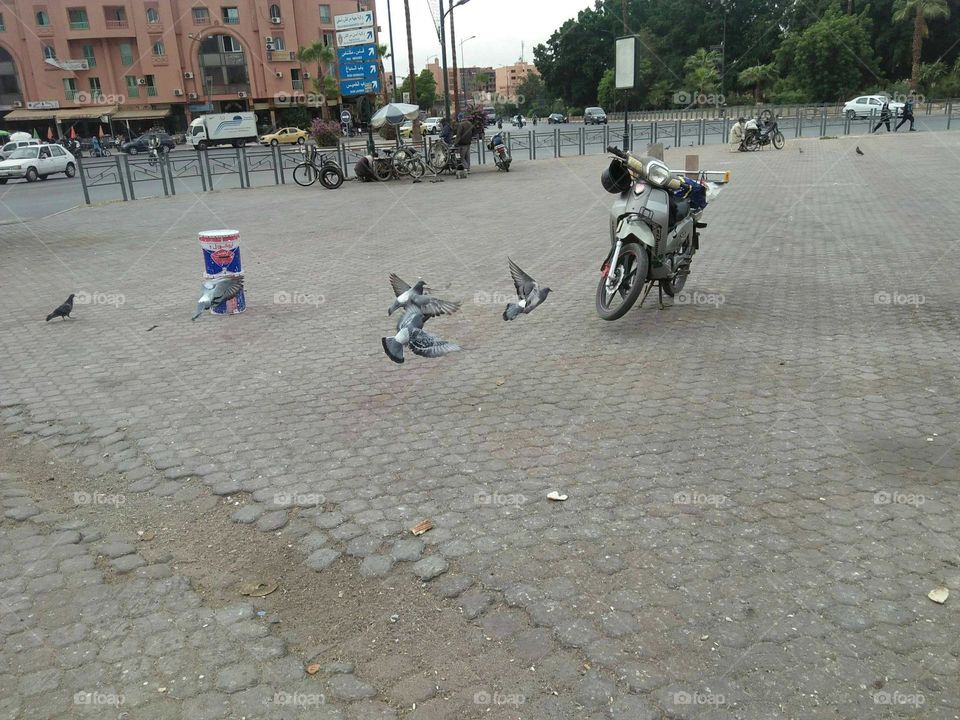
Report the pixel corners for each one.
[893,0,950,92]
[377,44,391,104]
[738,64,778,102]
[403,0,416,104]
[684,48,721,98]
[298,41,336,120]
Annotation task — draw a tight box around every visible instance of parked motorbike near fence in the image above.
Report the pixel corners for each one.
[487,132,512,171]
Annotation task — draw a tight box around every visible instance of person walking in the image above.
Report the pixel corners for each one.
[895,97,916,131]
[455,115,474,173]
[91,135,103,157]
[872,101,892,133]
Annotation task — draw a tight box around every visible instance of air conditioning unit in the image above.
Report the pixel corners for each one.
[302,72,310,79]
[183,71,194,79]
[270,17,281,24]
[173,89,184,96]
[137,78,147,85]
[13,100,23,107]
[265,42,275,52]
[188,92,198,100]
[237,91,247,98]
[265,36,273,43]
[275,71,283,78]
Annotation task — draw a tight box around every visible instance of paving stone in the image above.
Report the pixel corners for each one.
[359,555,395,578]
[326,674,377,701]
[231,505,263,524]
[306,548,341,571]
[412,556,449,582]
[215,663,259,694]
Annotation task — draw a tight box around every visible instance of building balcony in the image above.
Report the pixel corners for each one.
[223,17,240,25]
[152,54,168,65]
[193,15,210,25]
[146,22,164,33]
[105,19,129,30]
[69,21,90,30]
[291,79,303,90]
[65,89,81,101]
[36,25,55,37]
[1,93,24,106]
[146,86,157,97]
[269,50,297,62]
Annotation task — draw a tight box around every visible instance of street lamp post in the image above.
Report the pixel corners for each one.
[460,35,476,107]
[386,0,399,101]
[438,0,471,121]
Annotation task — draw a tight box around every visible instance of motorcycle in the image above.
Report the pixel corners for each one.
[597,145,721,320]
[487,132,511,171]
[744,114,784,151]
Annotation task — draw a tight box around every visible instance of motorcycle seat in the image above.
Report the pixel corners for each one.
[669,198,690,227]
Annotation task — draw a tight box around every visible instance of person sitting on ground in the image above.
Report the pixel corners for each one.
[728,117,745,152]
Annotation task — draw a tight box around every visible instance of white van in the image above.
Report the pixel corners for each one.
[186,112,258,150]
[0,138,40,161]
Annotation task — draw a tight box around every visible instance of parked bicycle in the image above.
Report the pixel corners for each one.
[293,145,345,189]
[426,139,465,176]
[390,140,427,179]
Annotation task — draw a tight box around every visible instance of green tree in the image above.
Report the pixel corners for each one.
[297,41,336,120]
[738,63,779,101]
[893,0,950,91]
[517,73,548,115]
[377,44,391,103]
[683,48,721,97]
[401,70,437,112]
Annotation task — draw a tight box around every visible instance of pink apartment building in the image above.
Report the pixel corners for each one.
[0,0,378,135]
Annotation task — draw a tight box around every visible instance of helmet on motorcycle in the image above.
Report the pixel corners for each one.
[601,159,632,194]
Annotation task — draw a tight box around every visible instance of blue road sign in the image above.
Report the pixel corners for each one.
[340,78,381,97]
[337,44,378,65]
[339,62,380,81]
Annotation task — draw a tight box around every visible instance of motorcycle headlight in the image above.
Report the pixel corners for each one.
[644,160,671,187]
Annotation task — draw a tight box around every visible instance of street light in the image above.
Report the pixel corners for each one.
[460,35,476,106]
[438,0,471,121]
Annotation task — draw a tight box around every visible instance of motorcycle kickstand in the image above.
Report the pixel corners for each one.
[636,281,656,309]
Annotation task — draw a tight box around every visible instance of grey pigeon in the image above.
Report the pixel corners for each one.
[503,259,551,321]
[798,146,803,154]
[46,293,75,321]
[192,275,243,320]
[856,146,864,156]
[387,273,460,317]
[382,308,462,364]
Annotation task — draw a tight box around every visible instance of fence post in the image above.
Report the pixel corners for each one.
[819,109,827,137]
[76,155,91,205]
[202,148,213,188]
[948,101,953,130]
[579,126,584,155]
[506,132,513,156]
[162,154,173,197]
[795,107,801,138]
[603,123,609,149]
[271,145,281,185]
[555,127,559,158]
[123,154,136,200]
[674,119,680,146]
[116,155,128,201]
[530,130,535,160]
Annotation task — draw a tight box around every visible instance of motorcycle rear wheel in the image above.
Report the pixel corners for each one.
[772,131,785,150]
[744,135,760,151]
[596,243,648,321]
[319,164,344,190]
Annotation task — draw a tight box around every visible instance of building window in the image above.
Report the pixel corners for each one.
[68,8,89,29]
[82,44,96,67]
[269,4,281,21]
[272,35,284,50]
[104,6,128,28]
[319,4,331,22]
[89,76,101,95]
[291,67,302,90]
[152,41,165,56]
[146,7,160,24]
[222,7,239,24]
[322,32,333,47]
[63,78,78,100]
[43,45,56,60]
[145,74,157,96]
[119,42,133,66]
[125,75,139,97]
[0,13,5,31]
[192,6,210,24]
[222,35,241,52]
[36,10,50,26]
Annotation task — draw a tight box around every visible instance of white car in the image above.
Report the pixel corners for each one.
[843,95,904,119]
[422,116,443,135]
[0,144,77,184]
[0,138,40,161]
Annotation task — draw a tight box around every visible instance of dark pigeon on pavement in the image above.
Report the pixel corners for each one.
[856,146,864,156]
[382,308,462,364]
[503,259,551,321]
[46,294,75,322]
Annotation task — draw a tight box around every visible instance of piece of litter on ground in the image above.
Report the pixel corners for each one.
[700,635,710,641]
[306,663,321,675]
[256,610,267,618]
[389,614,399,623]
[928,587,949,604]
[239,579,279,597]
[410,519,433,536]
[496,378,506,386]
[137,530,156,541]
[546,491,568,502]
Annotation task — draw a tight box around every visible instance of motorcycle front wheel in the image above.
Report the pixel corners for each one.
[772,131,785,149]
[596,243,648,321]
[319,163,344,189]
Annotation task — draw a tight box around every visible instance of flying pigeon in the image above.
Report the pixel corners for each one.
[192,275,243,320]
[387,273,460,317]
[382,308,462,364]
[503,259,551,321]
[46,294,75,321]
[856,146,864,156]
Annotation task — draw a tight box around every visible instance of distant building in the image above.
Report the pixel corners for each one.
[495,61,539,103]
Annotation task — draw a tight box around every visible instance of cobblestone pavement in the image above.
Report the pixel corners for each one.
[2,133,960,719]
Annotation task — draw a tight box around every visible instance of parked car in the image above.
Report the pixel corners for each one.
[259,126,309,145]
[547,112,568,124]
[0,143,76,183]
[121,132,175,154]
[842,95,904,119]
[584,107,608,125]
[0,138,40,161]
[399,120,415,139]
[483,107,497,124]
[422,117,443,135]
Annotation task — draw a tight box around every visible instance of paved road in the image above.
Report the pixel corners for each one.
[2,132,959,718]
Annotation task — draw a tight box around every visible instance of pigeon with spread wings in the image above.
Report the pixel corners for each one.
[503,259,551,321]
[192,275,244,320]
[387,273,460,317]
[382,308,462,364]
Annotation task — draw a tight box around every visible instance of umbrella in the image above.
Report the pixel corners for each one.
[98,126,104,138]
[370,103,420,129]
[47,126,54,140]
[32,128,39,139]
[0,130,9,137]
[69,126,77,140]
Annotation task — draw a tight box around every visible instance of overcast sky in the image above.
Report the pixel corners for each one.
[376,0,591,76]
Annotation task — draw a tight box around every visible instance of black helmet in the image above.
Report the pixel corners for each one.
[601,159,632,194]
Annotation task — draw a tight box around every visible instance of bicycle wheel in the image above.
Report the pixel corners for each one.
[408,158,426,179]
[392,148,411,176]
[373,159,392,181]
[293,163,318,187]
[319,163,344,190]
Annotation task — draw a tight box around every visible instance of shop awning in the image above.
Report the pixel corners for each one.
[2,108,58,121]
[55,106,119,121]
[112,108,171,121]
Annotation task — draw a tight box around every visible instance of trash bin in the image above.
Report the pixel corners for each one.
[199,229,245,315]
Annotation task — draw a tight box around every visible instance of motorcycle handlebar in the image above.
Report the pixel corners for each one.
[607,145,683,190]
